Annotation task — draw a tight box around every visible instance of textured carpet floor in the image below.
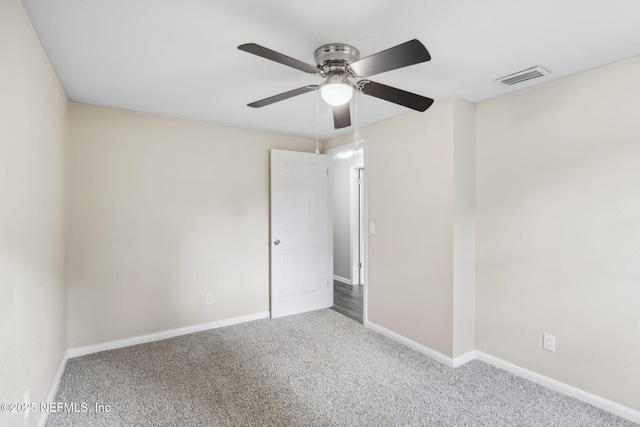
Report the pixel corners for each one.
[48,309,636,426]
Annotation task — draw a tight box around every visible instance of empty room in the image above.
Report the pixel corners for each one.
[1,0,639,426]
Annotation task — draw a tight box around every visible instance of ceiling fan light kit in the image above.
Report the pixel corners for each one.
[319,75,353,106]
[238,39,434,129]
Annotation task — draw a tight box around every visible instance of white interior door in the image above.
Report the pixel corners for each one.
[270,149,330,318]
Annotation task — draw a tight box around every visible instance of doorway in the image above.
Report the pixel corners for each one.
[326,142,366,323]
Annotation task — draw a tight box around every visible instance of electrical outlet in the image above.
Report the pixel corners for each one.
[206,293,213,305]
[543,333,556,352]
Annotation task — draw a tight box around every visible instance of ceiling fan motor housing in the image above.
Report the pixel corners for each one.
[314,44,360,74]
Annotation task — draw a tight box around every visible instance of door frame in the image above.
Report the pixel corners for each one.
[324,139,368,324]
[350,163,364,285]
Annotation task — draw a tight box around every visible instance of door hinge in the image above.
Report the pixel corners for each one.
[359,262,362,269]
[326,168,329,176]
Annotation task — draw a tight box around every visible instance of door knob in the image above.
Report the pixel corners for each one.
[274,239,280,245]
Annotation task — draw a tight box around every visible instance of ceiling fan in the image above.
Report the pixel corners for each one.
[238,39,434,129]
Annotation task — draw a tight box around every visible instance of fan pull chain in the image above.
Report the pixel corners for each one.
[315,91,320,154]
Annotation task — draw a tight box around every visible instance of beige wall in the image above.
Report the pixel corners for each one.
[324,98,476,358]
[66,103,316,348]
[476,57,640,410]
[0,1,68,426]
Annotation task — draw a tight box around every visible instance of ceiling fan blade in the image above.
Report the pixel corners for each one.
[247,86,318,108]
[333,103,351,129]
[348,39,431,78]
[238,43,321,75]
[359,80,434,112]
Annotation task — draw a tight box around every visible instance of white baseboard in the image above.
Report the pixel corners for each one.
[39,312,268,426]
[41,312,640,425]
[333,275,352,285]
[452,349,477,368]
[365,322,639,424]
[366,321,457,367]
[476,351,640,424]
[37,351,69,427]
[67,311,270,358]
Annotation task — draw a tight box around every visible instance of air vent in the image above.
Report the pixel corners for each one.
[494,66,549,87]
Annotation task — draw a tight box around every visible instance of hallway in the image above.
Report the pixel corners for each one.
[331,281,364,323]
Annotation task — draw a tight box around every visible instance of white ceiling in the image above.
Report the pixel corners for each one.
[22,0,640,140]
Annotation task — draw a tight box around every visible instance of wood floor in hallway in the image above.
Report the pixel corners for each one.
[331,280,364,323]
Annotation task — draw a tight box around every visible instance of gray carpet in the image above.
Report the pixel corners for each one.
[47,310,636,426]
